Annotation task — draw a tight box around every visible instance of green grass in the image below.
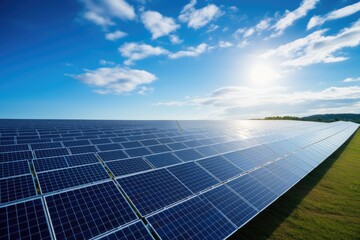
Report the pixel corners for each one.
[230,130,360,240]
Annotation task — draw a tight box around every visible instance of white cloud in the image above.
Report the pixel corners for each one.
[272,0,319,36]
[69,66,157,94]
[260,20,360,67]
[83,11,114,27]
[206,24,219,33]
[105,30,127,41]
[179,0,222,29]
[169,35,183,44]
[237,40,249,48]
[234,18,271,39]
[155,85,360,118]
[307,2,360,30]
[119,42,168,65]
[99,59,115,65]
[82,0,135,27]
[218,41,233,48]
[141,11,180,39]
[343,77,360,83]
[168,43,209,59]
[137,86,154,95]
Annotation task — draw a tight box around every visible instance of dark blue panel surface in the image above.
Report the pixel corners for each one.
[145,152,182,168]
[65,153,99,166]
[0,175,36,203]
[148,144,171,154]
[173,149,203,162]
[33,156,68,172]
[0,160,30,178]
[31,142,62,150]
[148,196,236,240]
[38,164,109,193]
[227,174,277,211]
[97,143,123,151]
[0,151,33,162]
[167,162,219,193]
[98,150,128,162]
[0,144,29,153]
[106,157,152,177]
[201,185,258,227]
[125,147,152,157]
[197,156,243,181]
[117,169,192,215]
[69,145,97,154]
[34,148,69,158]
[46,181,137,240]
[167,142,187,150]
[0,199,52,239]
[250,167,289,195]
[98,221,154,240]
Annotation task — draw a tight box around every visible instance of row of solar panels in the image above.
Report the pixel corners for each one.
[0,120,358,240]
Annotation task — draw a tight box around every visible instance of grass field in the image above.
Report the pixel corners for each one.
[230,130,360,240]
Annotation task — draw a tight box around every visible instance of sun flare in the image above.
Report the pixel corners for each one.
[248,61,281,86]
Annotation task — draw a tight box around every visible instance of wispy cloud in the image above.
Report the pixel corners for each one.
[307,2,360,30]
[179,0,222,29]
[105,30,127,41]
[260,19,360,67]
[69,66,157,94]
[168,43,209,59]
[272,0,319,36]
[218,41,233,48]
[233,18,271,40]
[169,35,183,44]
[156,85,360,118]
[343,77,360,83]
[119,42,168,65]
[141,10,180,39]
[99,59,115,65]
[82,0,135,27]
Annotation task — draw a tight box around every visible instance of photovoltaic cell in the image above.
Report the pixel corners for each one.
[117,169,192,215]
[106,157,152,177]
[173,148,203,162]
[148,196,236,240]
[98,150,128,162]
[38,163,109,193]
[97,143,123,151]
[46,181,137,240]
[0,175,36,203]
[33,156,68,172]
[34,147,69,158]
[197,156,243,181]
[249,167,289,195]
[69,145,97,154]
[227,174,277,211]
[0,150,33,163]
[147,144,171,154]
[125,147,151,158]
[167,162,219,193]
[0,198,52,240]
[31,142,62,150]
[97,221,154,240]
[145,152,182,168]
[0,160,30,178]
[0,144,29,153]
[65,153,99,166]
[201,185,258,227]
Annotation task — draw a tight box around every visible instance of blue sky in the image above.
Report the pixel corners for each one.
[0,0,359,119]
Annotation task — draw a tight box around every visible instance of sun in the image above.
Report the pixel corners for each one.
[248,61,281,86]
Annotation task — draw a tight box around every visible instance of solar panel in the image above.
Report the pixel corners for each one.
[173,148,203,162]
[65,153,99,166]
[167,162,219,193]
[201,185,258,227]
[0,198,52,239]
[117,169,192,215]
[227,174,277,211]
[98,150,128,161]
[148,196,236,240]
[106,157,153,177]
[0,150,33,162]
[45,181,137,240]
[97,221,154,240]
[33,156,68,172]
[0,160,30,178]
[197,156,243,181]
[34,147,69,158]
[37,163,110,193]
[144,152,182,168]
[0,119,357,240]
[0,175,37,203]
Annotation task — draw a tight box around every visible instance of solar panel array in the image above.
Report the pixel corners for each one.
[0,119,358,240]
